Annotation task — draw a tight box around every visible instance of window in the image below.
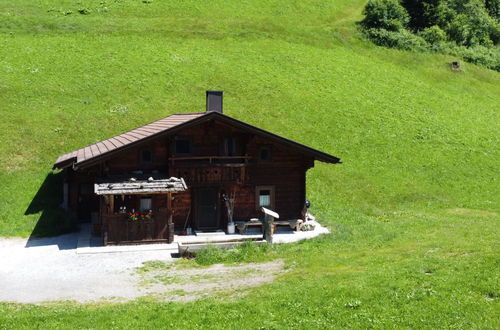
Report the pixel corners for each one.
[255,186,275,210]
[140,149,152,163]
[140,196,152,212]
[174,137,192,156]
[222,137,237,156]
[113,195,138,213]
[259,190,271,207]
[259,146,272,161]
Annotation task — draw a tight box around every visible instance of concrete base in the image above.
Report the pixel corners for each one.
[76,220,329,254]
[76,224,178,254]
[194,230,226,237]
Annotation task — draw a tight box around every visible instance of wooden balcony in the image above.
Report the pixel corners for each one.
[169,164,246,184]
[168,156,249,184]
[169,155,251,166]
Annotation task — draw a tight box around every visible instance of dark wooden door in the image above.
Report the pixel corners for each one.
[195,188,219,230]
[77,183,99,222]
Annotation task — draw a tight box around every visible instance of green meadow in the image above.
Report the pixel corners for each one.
[0,0,499,328]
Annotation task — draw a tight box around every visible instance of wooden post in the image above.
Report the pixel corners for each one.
[263,215,273,244]
[261,207,279,244]
[167,192,172,211]
[108,194,114,214]
[167,192,174,243]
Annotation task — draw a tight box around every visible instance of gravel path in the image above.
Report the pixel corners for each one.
[0,233,285,304]
[0,233,174,303]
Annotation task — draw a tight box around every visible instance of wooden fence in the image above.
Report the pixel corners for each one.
[102,211,174,245]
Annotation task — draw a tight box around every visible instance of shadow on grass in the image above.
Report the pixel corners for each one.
[24,171,78,250]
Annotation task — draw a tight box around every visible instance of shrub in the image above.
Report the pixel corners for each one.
[361,0,410,31]
[402,0,455,30]
[361,0,500,71]
[365,28,429,51]
[485,0,500,20]
[419,25,447,44]
[451,45,500,70]
[445,2,497,47]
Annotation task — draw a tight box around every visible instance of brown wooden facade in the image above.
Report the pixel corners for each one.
[55,107,339,245]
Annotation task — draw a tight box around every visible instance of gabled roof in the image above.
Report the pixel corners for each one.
[54,111,340,170]
[53,113,204,169]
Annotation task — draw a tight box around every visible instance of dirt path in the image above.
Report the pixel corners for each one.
[0,234,284,303]
[138,260,286,302]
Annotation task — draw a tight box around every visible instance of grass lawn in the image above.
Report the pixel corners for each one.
[0,0,498,328]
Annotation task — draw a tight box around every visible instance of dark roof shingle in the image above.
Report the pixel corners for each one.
[54,111,340,169]
[54,113,205,169]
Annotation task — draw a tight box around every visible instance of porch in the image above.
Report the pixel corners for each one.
[76,219,329,254]
[95,177,187,245]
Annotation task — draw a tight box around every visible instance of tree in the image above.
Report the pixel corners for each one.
[361,0,410,31]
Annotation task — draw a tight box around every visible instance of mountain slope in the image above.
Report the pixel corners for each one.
[0,1,498,327]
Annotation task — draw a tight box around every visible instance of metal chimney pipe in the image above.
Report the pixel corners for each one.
[206,90,223,113]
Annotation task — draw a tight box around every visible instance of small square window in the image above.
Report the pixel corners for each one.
[256,186,274,210]
[140,196,152,212]
[174,137,192,156]
[222,137,237,156]
[259,190,271,207]
[259,147,271,161]
[140,149,152,163]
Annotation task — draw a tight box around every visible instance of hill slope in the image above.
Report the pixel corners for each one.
[0,0,498,327]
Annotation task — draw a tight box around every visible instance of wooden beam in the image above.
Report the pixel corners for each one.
[108,194,114,214]
[167,192,172,211]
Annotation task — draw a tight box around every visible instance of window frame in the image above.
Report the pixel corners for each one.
[255,185,275,210]
[258,146,272,162]
[139,148,153,164]
[140,195,153,212]
[173,136,193,156]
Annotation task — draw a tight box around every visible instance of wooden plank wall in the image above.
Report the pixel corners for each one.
[71,118,315,231]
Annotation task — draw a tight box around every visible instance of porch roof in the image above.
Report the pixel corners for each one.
[94,177,187,195]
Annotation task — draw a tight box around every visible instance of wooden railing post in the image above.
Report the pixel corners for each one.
[167,193,174,243]
[167,212,174,243]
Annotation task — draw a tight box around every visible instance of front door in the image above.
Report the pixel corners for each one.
[77,183,99,223]
[195,188,219,230]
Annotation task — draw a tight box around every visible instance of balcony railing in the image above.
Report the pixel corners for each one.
[168,156,250,184]
[168,155,251,166]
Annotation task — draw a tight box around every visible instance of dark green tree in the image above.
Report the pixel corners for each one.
[361,0,410,31]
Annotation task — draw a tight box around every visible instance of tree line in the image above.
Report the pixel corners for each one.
[360,0,499,71]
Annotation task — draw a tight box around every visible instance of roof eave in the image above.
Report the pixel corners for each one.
[56,111,341,170]
[72,112,214,170]
[53,157,77,170]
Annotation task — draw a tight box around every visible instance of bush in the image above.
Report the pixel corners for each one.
[365,28,429,51]
[361,0,410,31]
[361,0,500,71]
[445,1,497,47]
[419,25,447,44]
[485,0,500,20]
[451,45,500,71]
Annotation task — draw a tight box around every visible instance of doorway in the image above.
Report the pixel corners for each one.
[195,187,219,230]
[77,183,99,223]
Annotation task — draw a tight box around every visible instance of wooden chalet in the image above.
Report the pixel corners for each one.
[53,91,340,245]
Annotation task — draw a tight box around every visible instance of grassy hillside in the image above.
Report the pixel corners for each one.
[0,0,499,328]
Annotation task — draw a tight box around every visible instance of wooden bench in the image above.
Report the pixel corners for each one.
[273,219,302,232]
[235,219,303,234]
[236,221,263,234]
